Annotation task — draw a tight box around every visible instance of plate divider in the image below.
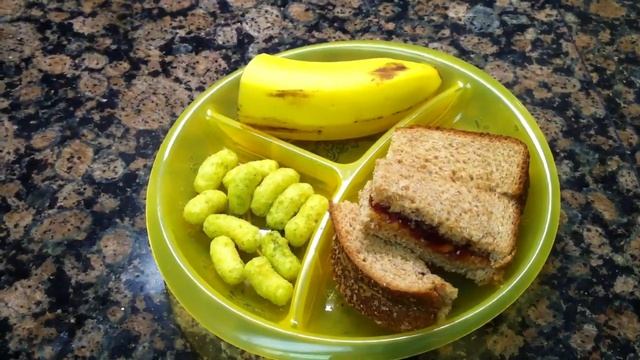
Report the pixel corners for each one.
[337,81,466,181]
[285,82,466,329]
[206,109,353,178]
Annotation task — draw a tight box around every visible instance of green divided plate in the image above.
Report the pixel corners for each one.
[146,40,560,359]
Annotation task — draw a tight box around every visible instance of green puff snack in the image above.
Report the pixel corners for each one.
[194,148,238,193]
[183,190,227,225]
[222,159,279,188]
[226,165,263,215]
[210,236,244,285]
[259,231,301,281]
[284,194,329,247]
[266,183,314,230]
[251,168,300,217]
[203,214,260,253]
[244,256,293,306]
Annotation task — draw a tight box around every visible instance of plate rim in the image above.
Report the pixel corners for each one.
[146,40,561,359]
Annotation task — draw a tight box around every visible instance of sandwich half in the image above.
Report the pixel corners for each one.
[361,176,516,284]
[330,201,458,332]
[362,127,530,285]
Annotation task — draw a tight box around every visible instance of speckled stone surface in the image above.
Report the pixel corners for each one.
[1,0,639,358]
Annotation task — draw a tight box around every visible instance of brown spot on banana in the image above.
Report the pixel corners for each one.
[238,115,292,126]
[353,103,416,123]
[268,89,310,98]
[245,123,323,135]
[352,115,384,124]
[391,105,414,116]
[241,102,415,129]
[370,62,408,81]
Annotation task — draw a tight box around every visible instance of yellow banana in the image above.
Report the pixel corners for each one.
[237,54,442,141]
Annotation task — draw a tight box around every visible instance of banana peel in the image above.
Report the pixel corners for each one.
[237,54,443,141]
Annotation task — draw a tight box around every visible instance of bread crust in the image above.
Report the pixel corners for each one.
[329,202,457,332]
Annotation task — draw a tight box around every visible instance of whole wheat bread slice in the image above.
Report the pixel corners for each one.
[359,183,503,285]
[386,127,529,200]
[330,201,458,332]
[371,160,520,268]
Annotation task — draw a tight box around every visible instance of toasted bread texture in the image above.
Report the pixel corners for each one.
[359,184,503,285]
[330,201,458,332]
[386,127,530,199]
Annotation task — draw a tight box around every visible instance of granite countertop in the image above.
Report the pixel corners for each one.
[1,0,639,358]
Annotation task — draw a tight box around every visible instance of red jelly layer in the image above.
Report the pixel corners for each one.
[370,198,489,264]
